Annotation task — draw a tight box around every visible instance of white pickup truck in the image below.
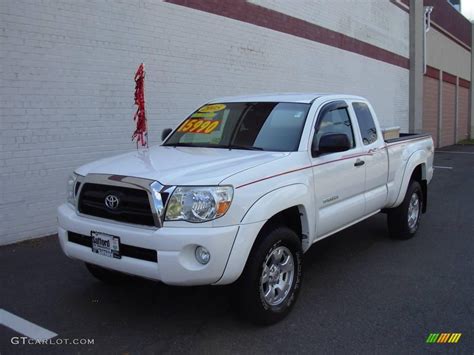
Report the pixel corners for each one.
[58,93,434,324]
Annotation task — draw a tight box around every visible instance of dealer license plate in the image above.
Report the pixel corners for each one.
[91,231,121,259]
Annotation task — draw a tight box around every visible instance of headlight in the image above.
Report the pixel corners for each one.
[165,186,233,223]
[67,172,80,206]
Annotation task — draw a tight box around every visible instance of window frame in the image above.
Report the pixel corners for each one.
[311,100,357,157]
[351,101,379,146]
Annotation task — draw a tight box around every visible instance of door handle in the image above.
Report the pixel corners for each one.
[354,159,365,167]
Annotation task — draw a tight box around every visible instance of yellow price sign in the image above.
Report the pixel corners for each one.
[177,118,220,134]
[191,112,216,118]
[198,104,226,113]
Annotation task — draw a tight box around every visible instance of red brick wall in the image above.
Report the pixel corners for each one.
[457,87,469,142]
[423,77,439,147]
[441,82,456,147]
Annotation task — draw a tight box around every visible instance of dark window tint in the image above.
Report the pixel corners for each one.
[315,107,355,149]
[353,102,378,145]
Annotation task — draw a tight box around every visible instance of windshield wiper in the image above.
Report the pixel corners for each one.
[228,144,264,151]
[163,142,263,150]
[163,142,228,149]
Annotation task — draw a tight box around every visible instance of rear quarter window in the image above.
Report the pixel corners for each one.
[352,102,378,145]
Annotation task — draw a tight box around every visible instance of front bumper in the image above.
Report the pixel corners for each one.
[58,204,239,285]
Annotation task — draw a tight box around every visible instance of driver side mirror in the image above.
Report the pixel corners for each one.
[312,133,351,156]
[161,128,172,142]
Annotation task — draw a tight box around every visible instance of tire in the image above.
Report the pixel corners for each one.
[387,180,423,240]
[85,263,128,284]
[237,226,303,325]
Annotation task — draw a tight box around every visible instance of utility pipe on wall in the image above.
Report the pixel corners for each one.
[424,6,433,75]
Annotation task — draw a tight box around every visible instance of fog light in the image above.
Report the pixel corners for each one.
[195,246,210,265]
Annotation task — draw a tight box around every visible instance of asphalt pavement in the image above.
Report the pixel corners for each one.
[1,145,473,354]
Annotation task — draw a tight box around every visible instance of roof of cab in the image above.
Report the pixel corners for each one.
[207,93,366,104]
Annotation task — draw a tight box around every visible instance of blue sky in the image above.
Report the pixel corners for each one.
[461,0,474,20]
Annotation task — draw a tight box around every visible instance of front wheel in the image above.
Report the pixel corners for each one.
[387,180,423,240]
[237,226,302,325]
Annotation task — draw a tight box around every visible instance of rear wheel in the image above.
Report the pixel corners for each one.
[387,180,423,239]
[85,263,128,284]
[237,226,302,325]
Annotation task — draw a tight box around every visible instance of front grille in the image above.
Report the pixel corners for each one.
[74,181,81,197]
[78,183,155,226]
[68,232,158,262]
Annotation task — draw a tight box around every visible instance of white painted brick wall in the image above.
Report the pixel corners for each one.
[250,0,409,57]
[0,0,409,244]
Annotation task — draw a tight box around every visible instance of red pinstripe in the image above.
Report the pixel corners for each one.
[236,152,373,189]
[235,136,432,189]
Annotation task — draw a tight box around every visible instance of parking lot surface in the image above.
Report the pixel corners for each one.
[1,145,473,354]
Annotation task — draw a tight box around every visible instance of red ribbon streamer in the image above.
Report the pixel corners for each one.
[132,63,148,147]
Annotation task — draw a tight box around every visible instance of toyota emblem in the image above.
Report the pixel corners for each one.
[104,194,120,210]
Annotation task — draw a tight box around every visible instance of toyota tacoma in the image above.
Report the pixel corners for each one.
[58,93,434,324]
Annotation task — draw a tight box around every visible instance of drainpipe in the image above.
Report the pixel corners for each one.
[424,6,433,74]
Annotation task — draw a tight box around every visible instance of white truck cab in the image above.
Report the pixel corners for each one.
[58,93,434,324]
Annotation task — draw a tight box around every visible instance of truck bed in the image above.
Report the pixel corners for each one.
[384,132,432,144]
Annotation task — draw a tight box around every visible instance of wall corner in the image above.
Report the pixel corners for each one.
[409,0,424,133]
[470,22,474,139]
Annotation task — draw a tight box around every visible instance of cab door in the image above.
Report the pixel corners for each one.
[310,101,367,238]
[349,101,389,214]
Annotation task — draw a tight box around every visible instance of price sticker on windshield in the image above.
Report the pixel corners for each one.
[198,104,226,113]
[177,118,221,134]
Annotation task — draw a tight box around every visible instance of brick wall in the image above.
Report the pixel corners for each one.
[423,77,439,147]
[250,0,409,57]
[0,0,410,244]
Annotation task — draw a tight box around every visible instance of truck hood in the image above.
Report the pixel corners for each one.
[76,145,289,186]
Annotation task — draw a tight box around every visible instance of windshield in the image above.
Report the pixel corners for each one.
[163,102,311,152]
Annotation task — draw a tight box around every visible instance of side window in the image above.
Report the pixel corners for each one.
[352,102,378,145]
[315,107,355,149]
